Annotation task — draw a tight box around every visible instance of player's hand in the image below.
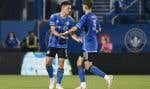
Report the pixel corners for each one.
[60,35,67,39]
[62,31,69,36]
[77,38,82,43]
[58,33,62,37]
[58,33,67,39]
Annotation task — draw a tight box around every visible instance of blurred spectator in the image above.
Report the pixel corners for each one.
[5,32,20,48]
[104,0,128,24]
[99,33,113,53]
[21,31,40,52]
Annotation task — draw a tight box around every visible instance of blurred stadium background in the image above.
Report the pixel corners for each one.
[0,0,150,89]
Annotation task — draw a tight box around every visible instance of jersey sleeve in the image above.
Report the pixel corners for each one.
[76,15,87,30]
[49,14,56,26]
[69,18,75,29]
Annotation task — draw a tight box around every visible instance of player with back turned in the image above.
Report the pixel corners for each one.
[62,0,114,89]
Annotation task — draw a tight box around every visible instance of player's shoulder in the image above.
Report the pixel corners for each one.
[67,15,74,22]
[82,14,87,18]
[80,14,88,20]
[89,13,97,18]
[50,13,59,18]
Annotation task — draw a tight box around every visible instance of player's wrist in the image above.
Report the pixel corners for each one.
[65,31,69,34]
[62,31,69,35]
[57,33,61,37]
[77,38,82,43]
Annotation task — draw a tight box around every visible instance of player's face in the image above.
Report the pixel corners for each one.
[62,5,72,15]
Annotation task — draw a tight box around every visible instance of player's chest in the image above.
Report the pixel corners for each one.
[55,19,70,31]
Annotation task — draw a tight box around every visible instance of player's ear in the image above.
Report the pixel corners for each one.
[85,5,89,9]
[61,5,66,11]
[61,5,64,10]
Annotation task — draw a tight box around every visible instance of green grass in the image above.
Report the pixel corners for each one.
[0,75,150,89]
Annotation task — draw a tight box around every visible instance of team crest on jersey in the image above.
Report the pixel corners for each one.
[124,28,147,53]
[63,26,68,31]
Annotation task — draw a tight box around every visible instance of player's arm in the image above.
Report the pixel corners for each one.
[63,15,86,36]
[71,33,82,43]
[50,26,61,37]
[50,26,66,39]
[62,26,78,35]
[66,17,80,39]
[49,14,65,38]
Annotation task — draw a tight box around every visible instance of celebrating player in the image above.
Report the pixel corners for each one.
[45,1,81,89]
[62,0,114,89]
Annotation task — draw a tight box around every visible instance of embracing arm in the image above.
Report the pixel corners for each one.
[62,26,78,35]
[50,26,61,37]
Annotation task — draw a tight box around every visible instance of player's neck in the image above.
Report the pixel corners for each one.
[85,9,92,14]
[60,12,67,18]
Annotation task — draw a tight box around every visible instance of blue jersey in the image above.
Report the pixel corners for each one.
[76,12,100,52]
[49,13,74,48]
[5,38,19,48]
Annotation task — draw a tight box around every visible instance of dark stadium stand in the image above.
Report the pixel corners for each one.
[92,0,150,24]
[126,0,139,23]
[92,0,110,22]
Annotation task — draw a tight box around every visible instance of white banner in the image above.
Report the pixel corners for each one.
[21,52,72,75]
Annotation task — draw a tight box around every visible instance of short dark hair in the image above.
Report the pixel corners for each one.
[60,1,72,8]
[83,0,93,8]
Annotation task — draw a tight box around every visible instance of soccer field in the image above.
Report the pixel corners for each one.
[0,75,150,89]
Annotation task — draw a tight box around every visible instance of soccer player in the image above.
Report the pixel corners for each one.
[45,1,80,89]
[62,0,114,89]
